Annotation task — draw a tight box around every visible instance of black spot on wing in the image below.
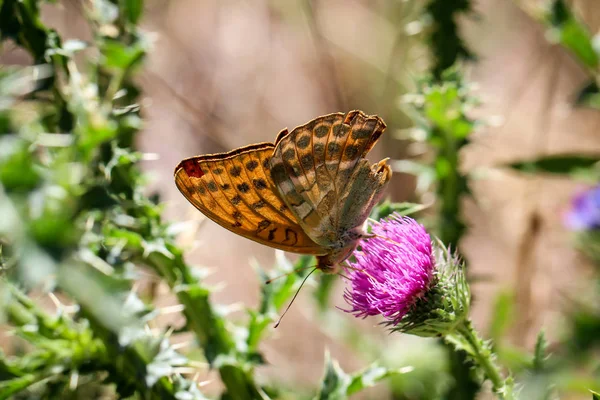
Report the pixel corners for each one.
[230,166,242,177]
[246,160,258,171]
[314,125,329,138]
[301,154,314,170]
[253,178,268,190]
[282,148,296,161]
[297,135,311,149]
[207,181,218,192]
[262,157,271,170]
[268,227,277,241]
[344,144,360,160]
[332,123,344,137]
[351,128,372,140]
[257,220,270,232]
[237,182,250,193]
[327,142,341,157]
[284,228,298,245]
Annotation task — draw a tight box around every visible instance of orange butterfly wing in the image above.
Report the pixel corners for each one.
[174,143,327,255]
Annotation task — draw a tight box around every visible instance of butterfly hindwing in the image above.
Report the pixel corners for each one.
[174,144,326,255]
[270,110,390,247]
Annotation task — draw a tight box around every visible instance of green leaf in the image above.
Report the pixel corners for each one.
[591,390,600,400]
[16,242,57,289]
[313,274,336,312]
[0,375,36,400]
[315,351,350,400]
[0,351,22,380]
[347,364,414,396]
[546,0,599,69]
[488,290,515,342]
[27,185,77,248]
[509,155,599,176]
[568,306,600,354]
[314,354,412,398]
[532,331,548,371]
[120,0,144,24]
[369,201,427,221]
[101,40,145,70]
[576,81,600,109]
[57,259,145,337]
[0,136,40,191]
[420,79,475,141]
[77,119,119,156]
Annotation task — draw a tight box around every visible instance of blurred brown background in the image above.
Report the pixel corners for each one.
[3,0,600,398]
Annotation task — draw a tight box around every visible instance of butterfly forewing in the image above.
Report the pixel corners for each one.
[174,144,326,255]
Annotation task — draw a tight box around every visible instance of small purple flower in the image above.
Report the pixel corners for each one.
[565,185,600,231]
[343,214,435,325]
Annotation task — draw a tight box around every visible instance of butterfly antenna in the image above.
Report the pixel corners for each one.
[265,265,313,284]
[274,267,317,328]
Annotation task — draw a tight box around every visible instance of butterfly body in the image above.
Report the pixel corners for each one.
[174,110,392,273]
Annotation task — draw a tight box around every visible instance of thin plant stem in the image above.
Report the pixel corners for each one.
[454,320,510,399]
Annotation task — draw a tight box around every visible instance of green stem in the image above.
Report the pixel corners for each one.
[455,320,510,399]
[439,127,461,247]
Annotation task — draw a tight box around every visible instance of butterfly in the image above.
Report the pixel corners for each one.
[174,110,392,274]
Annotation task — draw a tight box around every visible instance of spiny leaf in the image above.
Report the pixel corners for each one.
[347,364,414,396]
[576,81,600,109]
[488,290,515,342]
[120,0,144,25]
[509,155,599,176]
[546,0,599,69]
[315,351,350,400]
[369,201,427,221]
[533,331,548,371]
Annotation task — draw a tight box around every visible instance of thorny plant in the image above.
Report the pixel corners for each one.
[1,1,600,400]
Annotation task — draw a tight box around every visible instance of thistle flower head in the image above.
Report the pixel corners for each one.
[344,214,434,324]
[343,213,469,336]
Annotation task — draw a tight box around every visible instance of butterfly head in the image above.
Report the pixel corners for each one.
[316,228,365,274]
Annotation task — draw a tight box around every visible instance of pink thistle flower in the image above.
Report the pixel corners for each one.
[343,214,435,325]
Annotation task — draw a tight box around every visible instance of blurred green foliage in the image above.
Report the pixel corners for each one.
[424,0,475,79]
[0,1,412,399]
[1,0,600,399]
[401,69,475,249]
[315,351,414,400]
[499,1,600,398]
[504,0,600,183]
